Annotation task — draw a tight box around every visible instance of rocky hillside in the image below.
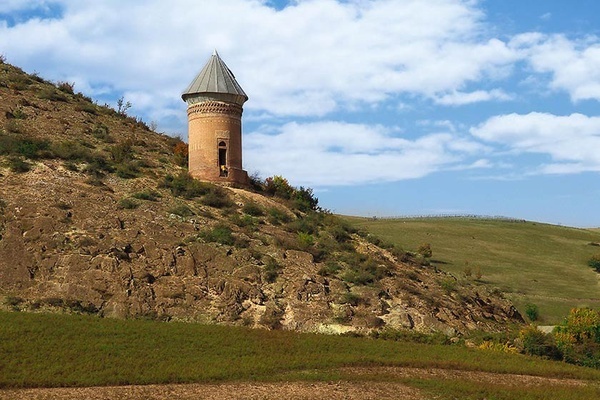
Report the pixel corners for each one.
[0,60,523,335]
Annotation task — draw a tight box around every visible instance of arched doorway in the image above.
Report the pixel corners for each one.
[218,141,228,177]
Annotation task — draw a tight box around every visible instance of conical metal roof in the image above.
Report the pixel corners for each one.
[182,50,248,105]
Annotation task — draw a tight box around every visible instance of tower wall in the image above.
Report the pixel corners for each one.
[187,101,248,185]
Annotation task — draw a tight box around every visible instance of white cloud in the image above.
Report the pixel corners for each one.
[512,33,600,102]
[471,112,600,173]
[0,0,520,123]
[434,89,513,105]
[245,121,486,186]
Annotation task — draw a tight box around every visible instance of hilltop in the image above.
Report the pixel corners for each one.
[0,60,523,335]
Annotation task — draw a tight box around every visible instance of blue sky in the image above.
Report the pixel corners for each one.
[1,0,600,227]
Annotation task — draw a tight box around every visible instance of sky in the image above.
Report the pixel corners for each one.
[1,0,600,227]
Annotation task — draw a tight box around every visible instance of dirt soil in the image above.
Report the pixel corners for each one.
[0,367,591,400]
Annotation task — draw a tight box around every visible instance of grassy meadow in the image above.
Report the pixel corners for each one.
[345,217,600,324]
[1,311,600,399]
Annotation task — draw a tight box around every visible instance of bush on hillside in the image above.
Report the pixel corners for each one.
[417,243,433,258]
[172,138,188,167]
[242,201,264,217]
[519,325,561,359]
[160,172,212,199]
[132,190,162,202]
[198,225,235,246]
[554,308,600,368]
[262,175,319,212]
[525,303,539,321]
[588,255,600,273]
[200,188,234,209]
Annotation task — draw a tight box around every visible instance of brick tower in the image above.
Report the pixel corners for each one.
[182,50,249,185]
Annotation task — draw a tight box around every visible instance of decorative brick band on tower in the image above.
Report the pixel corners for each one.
[182,51,249,185]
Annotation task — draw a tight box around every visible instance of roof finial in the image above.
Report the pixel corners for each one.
[213,49,218,56]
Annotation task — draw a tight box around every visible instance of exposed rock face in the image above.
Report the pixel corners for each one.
[0,61,523,335]
[0,163,523,335]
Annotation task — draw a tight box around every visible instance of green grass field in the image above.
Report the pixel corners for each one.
[345,217,600,324]
[1,311,600,399]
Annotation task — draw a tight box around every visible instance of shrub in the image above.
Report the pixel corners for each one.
[199,225,236,246]
[4,120,22,134]
[38,87,68,102]
[169,204,195,218]
[248,172,264,191]
[318,261,342,277]
[109,141,135,164]
[371,328,450,345]
[525,303,539,321]
[160,172,212,199]
[286,213,321,235]
[74,102,97,115]
[6,107,27,120]
[5,296,24,310]
[116,96,132,115]
[554,308,600,367]
[342,268,376,285]
[417,243,433,258]
[292,186,319,212]
[339,292,362,306]
[230,214,257,229]
[50,141,92,161]
[118,198,139,210]
[328,224,352,243]
[83,157,114,177]
[91,123,112,142]
[519,325,561,359]
[463,264,473,278]
[439,278,457,294]
[172,138,188,167]
[588,255,600,273]
[267,207,292,225]
[131,190,161,201]
[264,175,294,199]
[115,162,141,179]
[7,156,32,172]
[263,256,282,283]
[200,189,234,209]
[57,81,75,94]
[242,201,264,216]
[297,232,315,249]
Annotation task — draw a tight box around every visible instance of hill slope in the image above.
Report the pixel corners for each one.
[0,60,523,334]
[346,217,600,324]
